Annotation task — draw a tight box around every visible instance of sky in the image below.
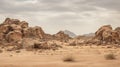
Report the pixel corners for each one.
[0,0,120,35]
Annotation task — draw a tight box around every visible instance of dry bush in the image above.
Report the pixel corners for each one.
[105,53,116,60]
[63,55,75,62]
[15,50,21,53]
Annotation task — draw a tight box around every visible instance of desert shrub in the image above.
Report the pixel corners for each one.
[63,55,75,62]
[15,50,21,53]
[105,53,116,60]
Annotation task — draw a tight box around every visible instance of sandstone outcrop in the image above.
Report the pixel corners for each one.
[53,31,71,41]
[22,26,45,38]
[0,18,47,41]
[94,25,120,44]
[115,27,120,36]
[0,18,63,50]
[6,31,23,42]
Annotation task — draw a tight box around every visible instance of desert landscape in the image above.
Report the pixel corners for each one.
[0,18,120,67]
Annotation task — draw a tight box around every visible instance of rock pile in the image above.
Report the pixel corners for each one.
[94,25,120,44]
[0,18,62,50]
[0,18,46,43]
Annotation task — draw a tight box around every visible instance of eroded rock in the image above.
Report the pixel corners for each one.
[6,31,23,42]
[93,25,120,44]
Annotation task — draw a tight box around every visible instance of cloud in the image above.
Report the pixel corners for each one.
[0,0,120,35]
[89,0,120,11]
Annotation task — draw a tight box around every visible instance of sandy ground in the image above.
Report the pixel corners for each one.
[0,45,120,67]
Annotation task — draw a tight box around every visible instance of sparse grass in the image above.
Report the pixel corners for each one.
[105,53,116,60]
[63,55,75,62]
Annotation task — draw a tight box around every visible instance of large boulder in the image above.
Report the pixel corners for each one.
[95,25,112,40]
[20,21,28,28]
[102,30,113,44]
[3,18,20,25]
[10,24,22,31]
[23,26,46,39]
[6,31,23,42]
[0,24,11,34]
[32,26,45,39]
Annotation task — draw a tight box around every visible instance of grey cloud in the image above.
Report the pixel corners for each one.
[0,0,97,14]
[0,0,120,35]
[87,0,120,11]
[0,0,120,14]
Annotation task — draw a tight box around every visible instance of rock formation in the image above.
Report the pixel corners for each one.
[0,18,62,50]
[53,31,71,41]
[22,26,45,39]
[6,30,23,42]
[115,27,120,36]
[1,18,120,51]
[94,25,120,44]
[63,30,76,38]
[0,18,46,48]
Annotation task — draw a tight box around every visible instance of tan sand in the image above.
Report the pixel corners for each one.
[0,46,120,67]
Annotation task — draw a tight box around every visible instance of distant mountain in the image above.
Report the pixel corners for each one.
[63,30,77,38]
[83,33,95,37]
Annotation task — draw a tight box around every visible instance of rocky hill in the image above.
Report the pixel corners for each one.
[63,30,76,38]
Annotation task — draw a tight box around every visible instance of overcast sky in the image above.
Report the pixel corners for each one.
[0,0,120,35]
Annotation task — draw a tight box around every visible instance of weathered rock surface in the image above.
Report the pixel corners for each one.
[0,18,47,41]
[53,31,71,41]
[6,31,23,42]
[22,26,45,38]
[93,25,120,44]
[0,18,63,50]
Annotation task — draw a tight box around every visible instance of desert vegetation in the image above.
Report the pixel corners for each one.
[63,55,76,62]
[105,53,116,60]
